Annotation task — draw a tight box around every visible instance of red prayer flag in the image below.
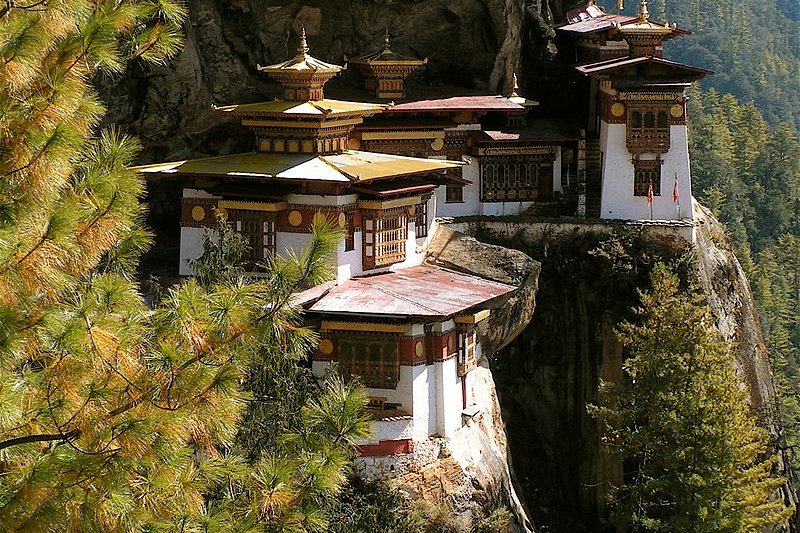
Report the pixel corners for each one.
[647,179,653,206]
[673,174,679,203]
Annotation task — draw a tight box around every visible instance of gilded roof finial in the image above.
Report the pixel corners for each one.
[511,72,520,97]
[639,0,650,20]
[296,27,309,59]
[383,28,391,51]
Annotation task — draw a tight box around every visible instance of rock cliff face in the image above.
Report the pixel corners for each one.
[458,209,796,531]
[103,0,549,163]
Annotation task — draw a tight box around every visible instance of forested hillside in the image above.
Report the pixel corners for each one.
[687,88,800,478]
[663,0,800,130]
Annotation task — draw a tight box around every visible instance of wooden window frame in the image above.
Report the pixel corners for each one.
[344,211,356,252]
[633,159,662,197]
[227,209,276,270]
[336,332,401,389]
[479,155,554,202]
[456,327,477,377]
[445,184,464,203]
[627,104,670,153]
[415,200,428,239]
[362,207,408,270]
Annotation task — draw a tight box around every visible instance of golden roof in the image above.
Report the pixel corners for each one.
[132,150,462,183]
[214,98,387,118]
[257,28,343,74]
[348,29,428,66]
[616,0,676,34]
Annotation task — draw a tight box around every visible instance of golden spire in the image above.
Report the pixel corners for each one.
[639,0,650,20]
[383,28,391,51]
[511,72,520,97]
[296,27,309,59]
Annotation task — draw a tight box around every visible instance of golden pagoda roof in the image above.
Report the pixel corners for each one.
[132,150,463,184]
[257,28,343,74]
[348,29,428,66]
[214,98,387,118]
[616,0,679,34]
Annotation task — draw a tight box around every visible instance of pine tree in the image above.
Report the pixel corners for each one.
[590,265,794,532]
[0,2,372,531]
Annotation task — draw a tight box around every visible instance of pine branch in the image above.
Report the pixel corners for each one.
[0,430,78,451]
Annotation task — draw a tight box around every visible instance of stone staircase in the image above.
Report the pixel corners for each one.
[585,138,602,218]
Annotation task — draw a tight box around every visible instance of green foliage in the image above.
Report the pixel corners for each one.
[475,507,514,533]
[687,87,800,481]
[591,266,793,531]
[189,209,251,286]
[326,476,427,533]
[0,0,370,530]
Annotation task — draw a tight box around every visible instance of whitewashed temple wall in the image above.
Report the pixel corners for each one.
[599,121,694,221]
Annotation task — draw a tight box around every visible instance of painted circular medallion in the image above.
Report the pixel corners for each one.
[191,205,206,222]
[288,210,303,227]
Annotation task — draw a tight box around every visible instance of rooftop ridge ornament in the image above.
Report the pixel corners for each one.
[639,0,650,20]
[510,72,521,97]
[296,27,310,59]
[383,28,391,51]
[257,27,343,101]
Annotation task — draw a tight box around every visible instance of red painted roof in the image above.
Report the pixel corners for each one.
[387,96,524,113]
[308,265,515,318]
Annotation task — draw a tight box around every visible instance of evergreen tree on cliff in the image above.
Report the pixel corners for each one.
[0,1,370,531]
[591,266,794,531]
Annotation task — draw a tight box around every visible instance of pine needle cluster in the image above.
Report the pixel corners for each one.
[0,2,372,531]
[590,265,794,531]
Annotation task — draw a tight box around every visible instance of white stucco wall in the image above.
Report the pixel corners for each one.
[179,188,221,276]
[179,226,205,276]
[360,418,414,445]
[599,121,693,221]
[436,357,462,437]
[412,365,434,440]
[435,161,482,218]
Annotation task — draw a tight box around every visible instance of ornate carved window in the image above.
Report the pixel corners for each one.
[480,155,554,202]
[344,211,356,252]
[456,328,477,377]
[337,332,401,389]
[227,209,276,269]
[633,159,662,197]
[627,105,670,153]
[415,200,428,238]
[362,207,407,269]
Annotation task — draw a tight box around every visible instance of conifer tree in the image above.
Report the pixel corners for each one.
[591,265,794,532]
[0,2,371,531]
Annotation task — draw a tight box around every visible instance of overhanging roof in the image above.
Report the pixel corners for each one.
[576,55,712,78]
[307,265,516,319]
[388,95,524,114]
[132,150,463,184]
[215,98,386,117]
[558,14,637,34]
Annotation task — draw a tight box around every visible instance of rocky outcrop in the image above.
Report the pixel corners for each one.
[425,226,541,353]
[370,226,541,532]
[452,213,796,531]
